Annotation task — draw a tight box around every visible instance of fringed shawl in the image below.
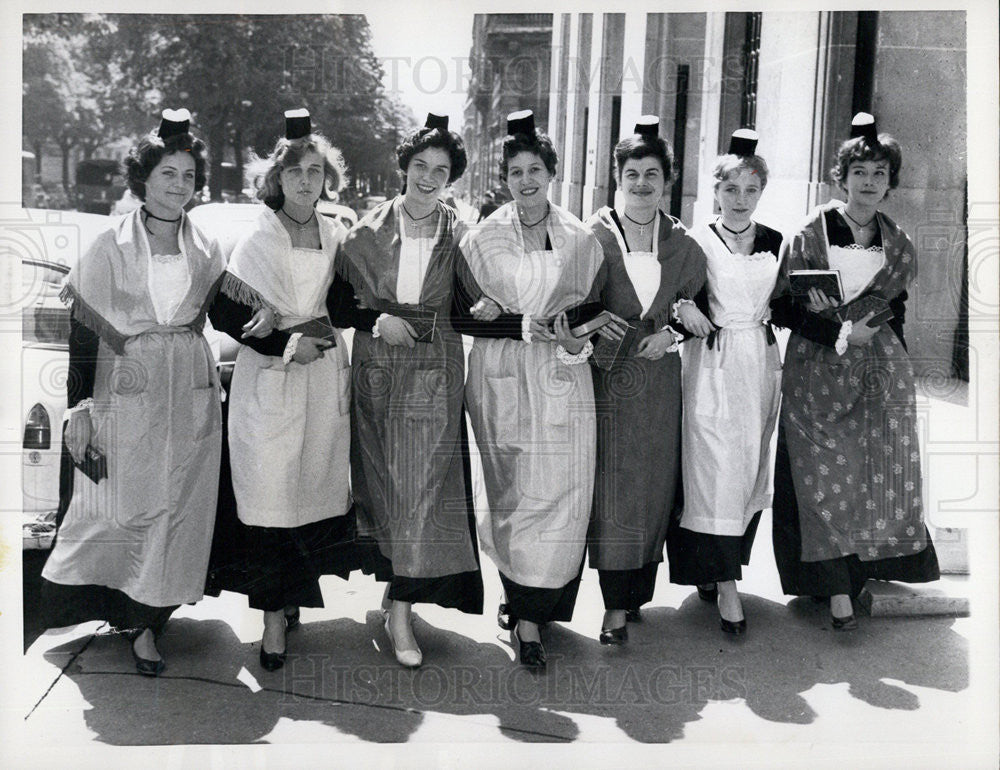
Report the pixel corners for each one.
[458,200,605,317]
[221,208,346,319]
[336,197,460,313]
[61,208,225,355]
[773,201,917,309]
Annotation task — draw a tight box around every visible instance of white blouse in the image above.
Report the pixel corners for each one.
[609,211,661,318]
[148,254,190,325]
[395,203,443,304]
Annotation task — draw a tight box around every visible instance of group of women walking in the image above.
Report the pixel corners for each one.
[40,104,939,676]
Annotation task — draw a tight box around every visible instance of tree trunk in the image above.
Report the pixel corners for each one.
[59,139,73,189]
[31,141,43,178]
[234,128,244,198]
[208,121,226,202]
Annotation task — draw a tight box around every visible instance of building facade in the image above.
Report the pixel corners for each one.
[538,10,968,380]
[463,14,553,207]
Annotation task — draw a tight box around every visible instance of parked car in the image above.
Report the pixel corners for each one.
[316,199,358,230]
[21,257,71,548]
[75,159,125,215]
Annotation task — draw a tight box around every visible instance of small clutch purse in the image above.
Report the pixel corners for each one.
[284,316,338,344]
[74,445,107,484]
[838,294,895,326]
[546,302,615,338]
[591,323,637,370]
[381,302,439,343]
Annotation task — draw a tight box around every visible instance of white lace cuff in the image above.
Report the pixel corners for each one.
[835,321,853,356]
[521,313,533,344]
[65,398,94,420]
[371,313,391,339]
[671,297,695,324]
[555,339,594,365]
[283,332,304,365]
[664,326,684,353]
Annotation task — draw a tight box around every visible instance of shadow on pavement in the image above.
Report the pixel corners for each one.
[35,593,967,744]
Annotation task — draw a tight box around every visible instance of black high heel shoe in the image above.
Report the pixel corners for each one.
[284,607,300,631]
[512,624,546,668]
[599,625,628,645]
[259,647,287,671]
[127,629,165,677]
[497,602,516,631]
[718,591,747,635]
[831,613,858,631]
[697,584,719,602]
[625,607,642,623]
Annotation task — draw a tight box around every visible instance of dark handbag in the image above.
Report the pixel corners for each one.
[380,302,438,343]
[74,445,107,484]
[838,294,895,327]
[284,315,338,345]
[546,302,614,338]
[591,323,638,370]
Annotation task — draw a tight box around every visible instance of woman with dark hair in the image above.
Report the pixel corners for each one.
[41,109,264,675]
[770,113,939,630]
[454,110,623,667]
[583,116,706,644]
[667,129,783,635]
[209,109,364,671]
[338,113,482,668]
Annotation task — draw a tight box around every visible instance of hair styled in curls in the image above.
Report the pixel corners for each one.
[396,126,468,183]
[712,153,769,189]
[499,131,558,181]
[248,133,349,210]
[831,133,903,193]
[125,131,208,201]
[613,133,675,183]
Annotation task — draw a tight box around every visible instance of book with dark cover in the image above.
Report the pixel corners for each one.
[839,294,895,326]
[381,302,438,343]
[546,302,615,338]
[74,445,107,484]
[591,323,638,370]
[284,315,338,344]
[788,269,844,302]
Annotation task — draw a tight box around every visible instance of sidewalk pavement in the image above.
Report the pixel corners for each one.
[9,378,997,767]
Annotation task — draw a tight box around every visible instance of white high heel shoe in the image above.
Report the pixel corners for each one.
[384,618,422,668]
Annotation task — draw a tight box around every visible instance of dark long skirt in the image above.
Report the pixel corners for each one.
[588,348,681,578]
[597,563,659,610]
[206,397,369,610]
[667,512,761,585]
[351,333,483,614]
[772,426,940,597]
[356,404,484,615]
[40,579,177,633]
[499,568,584,626]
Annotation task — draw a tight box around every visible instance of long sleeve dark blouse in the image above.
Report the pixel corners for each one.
[207,271,381,357]
[450,268,525,340]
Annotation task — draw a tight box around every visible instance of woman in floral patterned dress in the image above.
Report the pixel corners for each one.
[769,113,939,630]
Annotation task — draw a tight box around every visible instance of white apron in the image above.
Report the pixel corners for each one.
[227,211,351,528]
[42,210,224,607]
[680,223,782,536]
[462,202,602,588]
